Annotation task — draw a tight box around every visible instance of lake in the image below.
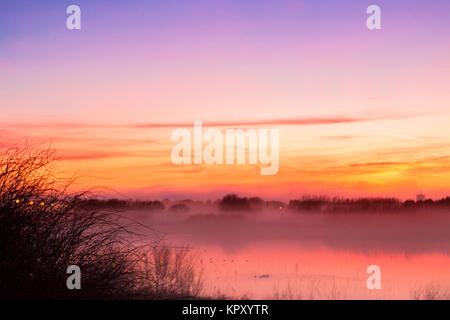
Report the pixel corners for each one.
[128,208,450,299]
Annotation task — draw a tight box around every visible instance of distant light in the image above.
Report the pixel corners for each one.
[40,202,45,206]
[15,199,20,204]
[29,201,34,205]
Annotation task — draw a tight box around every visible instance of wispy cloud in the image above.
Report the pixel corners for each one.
[349,161,407,168]
[320,135,367,140]
[2,115,407,131]
[132,116,396,128]
[60,152,130,161]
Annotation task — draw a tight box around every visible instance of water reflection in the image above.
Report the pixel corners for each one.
[130,209,450,299]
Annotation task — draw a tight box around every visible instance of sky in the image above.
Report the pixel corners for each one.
[1,0,450,200]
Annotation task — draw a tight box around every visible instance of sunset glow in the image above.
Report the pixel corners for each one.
[2,0,450,199]
[2,0,450,305]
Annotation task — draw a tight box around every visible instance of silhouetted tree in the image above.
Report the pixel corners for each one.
[219,194,251,211]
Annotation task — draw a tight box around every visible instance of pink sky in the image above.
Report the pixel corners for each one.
[1,0,450,199]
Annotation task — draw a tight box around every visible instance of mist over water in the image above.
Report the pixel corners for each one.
[126,206,450,299]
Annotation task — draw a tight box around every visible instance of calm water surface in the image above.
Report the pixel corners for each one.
[129,209,450,299]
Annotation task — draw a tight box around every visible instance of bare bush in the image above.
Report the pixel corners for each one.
[410,283,450,300]
[0,144,201,299]
[143,246,203,298]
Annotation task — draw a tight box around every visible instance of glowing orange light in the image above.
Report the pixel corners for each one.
[40,202,45,206]
[29,201,34,205]
[15,199,20,204]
